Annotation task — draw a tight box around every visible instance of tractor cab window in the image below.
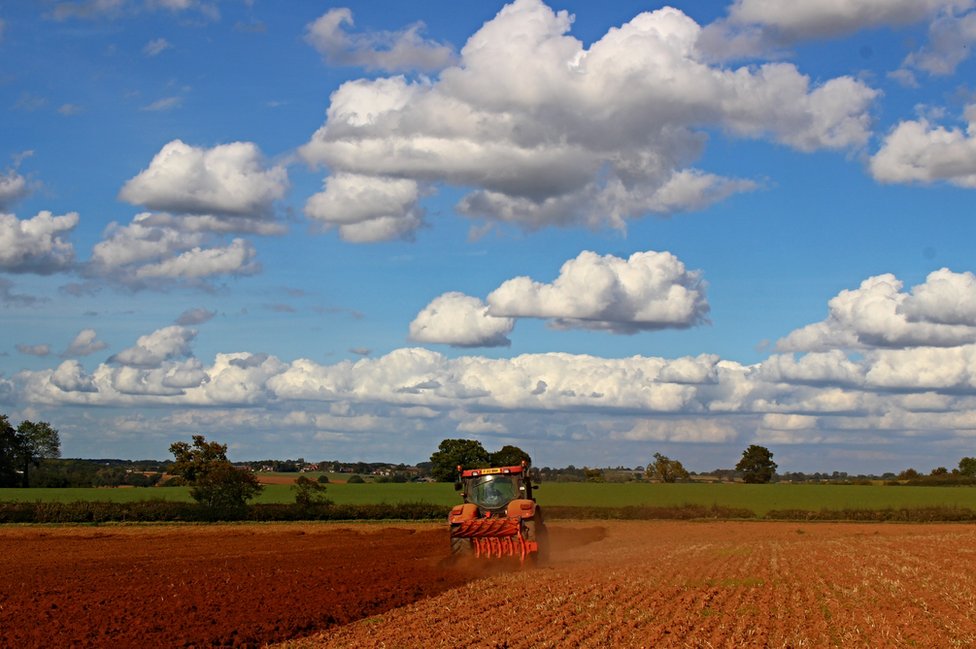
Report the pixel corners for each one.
[469,475,515,508]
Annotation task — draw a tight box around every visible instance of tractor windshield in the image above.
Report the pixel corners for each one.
[469,475,516,509]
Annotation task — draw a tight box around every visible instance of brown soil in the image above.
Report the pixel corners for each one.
[4,521,976,648]
[0,523,474,648]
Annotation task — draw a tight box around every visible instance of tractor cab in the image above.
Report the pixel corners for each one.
[455,463,535,514]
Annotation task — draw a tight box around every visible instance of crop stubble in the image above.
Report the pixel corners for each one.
[283,521,976,648]
[2,521,975,648]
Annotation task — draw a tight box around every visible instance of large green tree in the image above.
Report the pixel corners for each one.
[489,445,532,468]
[168,435,262,512]
[429,438,490,482]
[0,416,61,487]
[735,445,777,484]
[959,456,976,478]
[15,420,61,488]
[0,415,19,488]
[647,452,690,483]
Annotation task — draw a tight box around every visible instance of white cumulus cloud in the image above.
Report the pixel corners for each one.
[14,257,976,465]
[487,250,709,333]
[133,237,257,279]
[305,7,456,73]
[700,0,973,59]
[89,213,261,287]
[0,210,77,274]
[901,268,976,325]
[304,173,424,242]
[108,358,208,396]
[51,360,97,393]
[91,214,202,270]
[758,351,864,387]
[612,418,740,443]
[0,169,30,209]
[63,329,108,358]
[109,325,196,368]
[409,292,514,348]
[14,289,976,459]
[777,270,976,352]
[727,0,966,39]
[863,345,976,391]
[870,106,976,187]
[300,0,875,239]
[896,10,976,81]
[119,139,289,218]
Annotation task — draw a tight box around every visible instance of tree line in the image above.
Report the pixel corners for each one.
[4,413,976,492]
[427,440,778,484]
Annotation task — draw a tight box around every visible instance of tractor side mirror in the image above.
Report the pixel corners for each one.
[454,481,462,491]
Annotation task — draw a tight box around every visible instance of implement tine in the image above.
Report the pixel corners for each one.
[451,516,534,562]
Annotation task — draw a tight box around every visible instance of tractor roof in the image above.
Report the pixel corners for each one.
[459,465,524,478]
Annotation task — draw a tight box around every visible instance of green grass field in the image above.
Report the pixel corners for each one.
[3,481,976,514]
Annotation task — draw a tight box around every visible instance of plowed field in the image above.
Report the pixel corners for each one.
[280,521,976,649]
[2,521,975,648]
[0,524,472,648]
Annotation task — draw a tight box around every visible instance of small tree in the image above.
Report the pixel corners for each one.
[735,445,777,484]
[648,452,690,483]
[168,435,262,513]
[429,438,490,482]
[293,475,330,507]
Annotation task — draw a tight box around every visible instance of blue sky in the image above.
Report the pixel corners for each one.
[3,0,976,473]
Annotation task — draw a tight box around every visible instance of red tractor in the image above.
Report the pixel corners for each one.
[448,462,547,564]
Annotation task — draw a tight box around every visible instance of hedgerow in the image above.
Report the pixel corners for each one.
[543,504,756,520]
[3,500,976,523]
[0,500,453,524]
[764,506,976,522]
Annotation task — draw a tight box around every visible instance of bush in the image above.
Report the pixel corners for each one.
[346,474,365,484]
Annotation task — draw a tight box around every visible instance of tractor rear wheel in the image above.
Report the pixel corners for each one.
[523,516,548,566]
